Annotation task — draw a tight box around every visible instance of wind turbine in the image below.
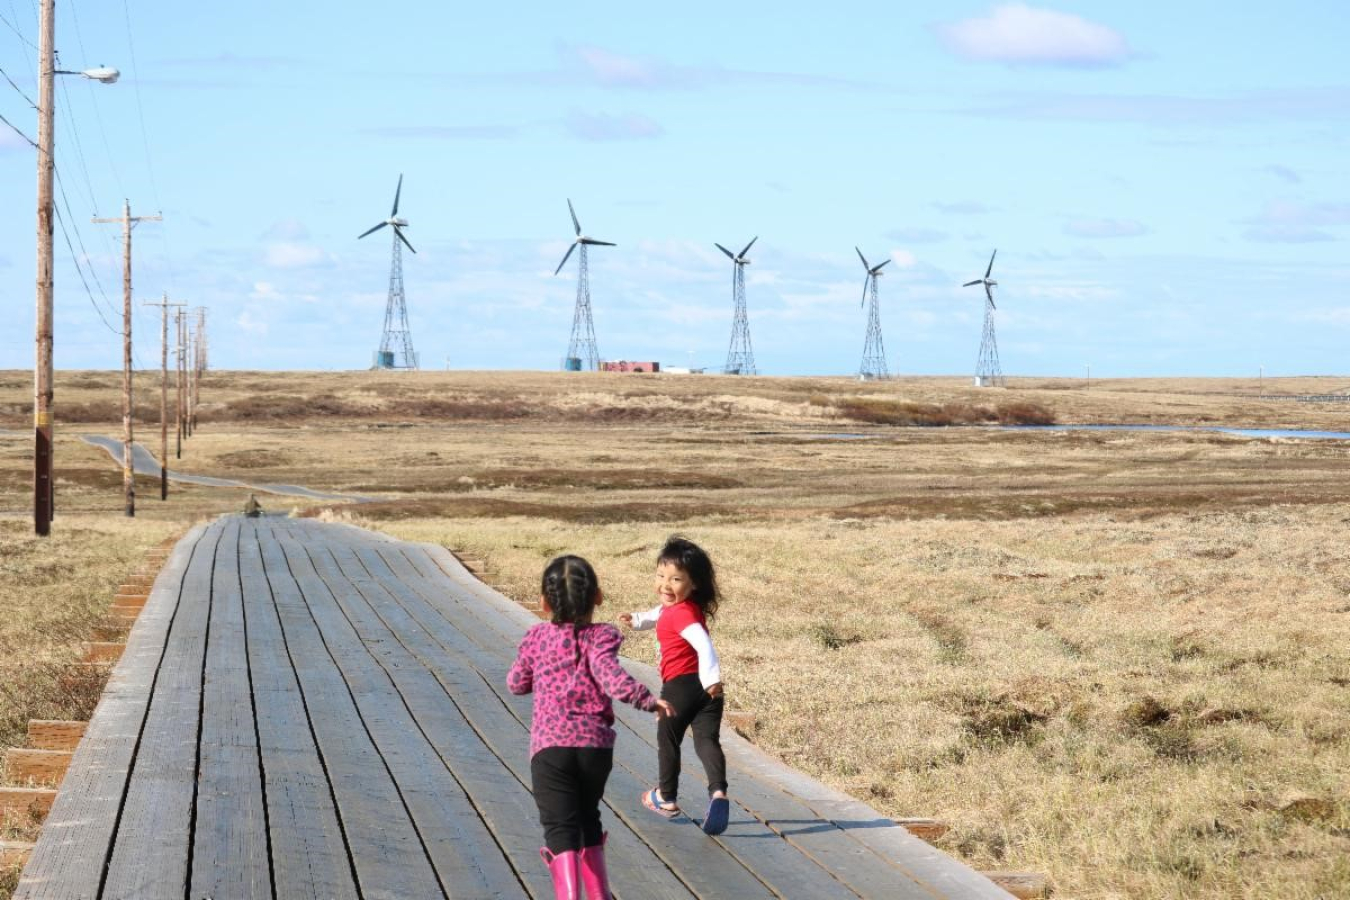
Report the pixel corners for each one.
[716,236,758,375]
[359,174,418,370]
[856,248,891,380]
[962,249,1004,386]
[554,199,615,371]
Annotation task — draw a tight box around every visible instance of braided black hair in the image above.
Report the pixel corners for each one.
[656,536,719,621]
[540,555,601,626]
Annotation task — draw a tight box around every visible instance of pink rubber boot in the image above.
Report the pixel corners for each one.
[578,832,611,900]
[540,847,581,900]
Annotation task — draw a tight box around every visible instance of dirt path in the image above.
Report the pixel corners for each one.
[80,435,371,502]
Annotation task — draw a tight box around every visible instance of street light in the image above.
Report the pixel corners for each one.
[57,66,120,83]
[34,0,118,535]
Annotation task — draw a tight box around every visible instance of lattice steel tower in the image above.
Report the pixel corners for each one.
[359,175,419,370]
[963,249,1004,386]
[717,236,758,375]
[856,248,892,380]
[554,199,614,371]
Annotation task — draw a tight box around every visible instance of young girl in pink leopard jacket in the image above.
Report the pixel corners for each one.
[508,555,673,900]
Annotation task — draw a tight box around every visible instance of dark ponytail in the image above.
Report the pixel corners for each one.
[540,555,601,626]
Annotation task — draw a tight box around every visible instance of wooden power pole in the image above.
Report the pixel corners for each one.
[191,307,207,431]
[144,294,184,500]
[176,308,185,458]
[32,0,56,535]
[93,200,161,517]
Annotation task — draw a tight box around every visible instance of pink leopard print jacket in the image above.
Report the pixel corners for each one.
[508,622,657,758]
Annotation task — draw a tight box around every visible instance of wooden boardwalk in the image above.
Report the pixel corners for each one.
[16,516,1014,899]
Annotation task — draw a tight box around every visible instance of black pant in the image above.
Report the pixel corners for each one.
[657,673,727,802]
[531,746,613,854]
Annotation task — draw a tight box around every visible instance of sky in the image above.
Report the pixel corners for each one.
[0,1,1347,377]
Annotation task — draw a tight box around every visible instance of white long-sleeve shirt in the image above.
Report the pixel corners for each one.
[630,603,722,689]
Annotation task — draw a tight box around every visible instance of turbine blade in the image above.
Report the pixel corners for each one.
[554,242,577,276]
[392,174,403,217]
[875,259,892,271]
[861,277,870,308]
[985,248,997,278]
[715,243,735,260]
[583,239,616,246]
[855,246,869,270]
[568,198,581,236]
[358,222,388,239]
[962,279,981,287]
[740,235,758,257]
[395,226,416,254]
[985,285,995,308]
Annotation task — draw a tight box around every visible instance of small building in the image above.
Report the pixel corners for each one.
[600,360,660,373]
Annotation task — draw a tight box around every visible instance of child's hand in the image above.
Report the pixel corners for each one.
[619,613,633,628]
[654,699,676,720]
[706,683,723,699]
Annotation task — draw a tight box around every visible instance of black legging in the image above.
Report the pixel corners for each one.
[657,673,727,802]
[531,746,613,853]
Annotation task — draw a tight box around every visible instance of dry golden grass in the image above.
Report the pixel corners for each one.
[0,515,180,896]
[1,369,1348,899]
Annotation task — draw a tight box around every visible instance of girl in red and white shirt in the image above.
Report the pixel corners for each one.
[621,536,730,836]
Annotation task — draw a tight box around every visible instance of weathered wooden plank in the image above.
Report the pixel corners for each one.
[256,528,446,900]
[983,872,1050,899]
[80,641,124,664]
[0,788,55,818]
[191,518,271,900]
[14,524,207,900]
[344,543,777,900]
[0,840,34,867]
[237,521,360,900]
[26,720,86,752]
[274,531,525,899]
[4,749,71,785]
[91,624,129,642]
[897,818,951,842]
[305,540,589,900]
[100,521,225,900]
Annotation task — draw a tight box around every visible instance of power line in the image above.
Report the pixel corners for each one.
[117,0,175,300]
[52,202,120,335]
[0,8,34,49]
[0,108,36,146]
[0,62,35,106]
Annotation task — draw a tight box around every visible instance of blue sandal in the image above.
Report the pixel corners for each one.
[702,796,729,835]
[642,788,680,820]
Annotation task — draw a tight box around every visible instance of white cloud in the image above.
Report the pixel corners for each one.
[1064,217,1149,238]
[933,200,993,215]
[264,242,332,269]
[1243,200,1350,243]
[939,3,1132,67]
[262,219,310,241]
[564,111,664,141]
[889,250,919,268]
[888,226,949,243]
[236,310,268,335]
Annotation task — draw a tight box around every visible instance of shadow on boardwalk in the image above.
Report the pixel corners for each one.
[16,515,1013,900]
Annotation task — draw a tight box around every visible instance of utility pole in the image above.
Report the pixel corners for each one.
[94,200,161,518]
[33,0,56,535]
[191,307,207,431]
[32,1,118,536]
[176,308,185,457]
[186,316,196,436]
[145,294,184,500]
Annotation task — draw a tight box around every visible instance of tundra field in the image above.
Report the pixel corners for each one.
[1,370,1348,899]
